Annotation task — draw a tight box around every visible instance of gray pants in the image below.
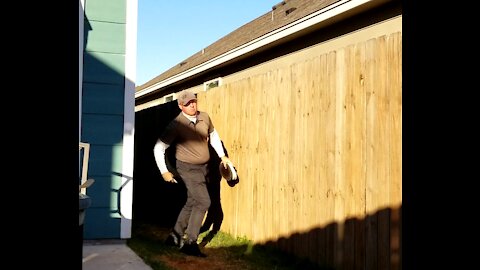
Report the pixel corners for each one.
[173,160,211,243]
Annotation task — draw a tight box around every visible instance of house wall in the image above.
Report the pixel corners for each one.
[194,15,401,269]
[81,0,136,239]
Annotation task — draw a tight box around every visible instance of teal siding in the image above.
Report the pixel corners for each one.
[82,115,124,145]
[87,175,123,208]
[84,0,126,23]
[83,83,124,115]
[84,208,122,239]
[85,21,126,53]
[83,52,125,84]
[82,0,128,240]
[87,145,124,176]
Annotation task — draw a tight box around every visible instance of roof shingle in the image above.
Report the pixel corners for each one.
[136,0,340,91]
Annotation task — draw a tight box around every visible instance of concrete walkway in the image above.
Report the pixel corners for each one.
[82,240,153,270]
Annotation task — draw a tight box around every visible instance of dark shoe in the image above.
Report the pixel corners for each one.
[165,232,180,247]
[179,242,207,257]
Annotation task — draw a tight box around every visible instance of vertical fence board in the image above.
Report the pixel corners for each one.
[196,32,401,269]
[375,35,391,270]
[388,32,402,270]
[354,41,367,270]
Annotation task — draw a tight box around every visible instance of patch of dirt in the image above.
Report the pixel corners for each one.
[130,223,330,270]
[134,225,255,270]
[158,251,251,270]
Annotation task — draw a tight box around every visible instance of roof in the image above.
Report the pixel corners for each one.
[135,0,341,92]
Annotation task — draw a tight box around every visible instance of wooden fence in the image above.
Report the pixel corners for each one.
[196,32,402,269]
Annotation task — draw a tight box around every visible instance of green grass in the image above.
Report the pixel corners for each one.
[126,224,179,270]
[127,222,332,270]
[200,231,330,270]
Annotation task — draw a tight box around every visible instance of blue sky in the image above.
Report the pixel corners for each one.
[136,0,280,86]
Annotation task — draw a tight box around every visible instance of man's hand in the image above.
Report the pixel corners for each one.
[162,172,178,183]
[221,156,234,169]
[220,156,238,181]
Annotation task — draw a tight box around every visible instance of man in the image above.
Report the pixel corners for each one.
[153,90,234,257]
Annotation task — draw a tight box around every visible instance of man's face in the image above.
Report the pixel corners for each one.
[179,99,197,116]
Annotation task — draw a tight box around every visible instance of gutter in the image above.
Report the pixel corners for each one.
[135,0,386,99]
